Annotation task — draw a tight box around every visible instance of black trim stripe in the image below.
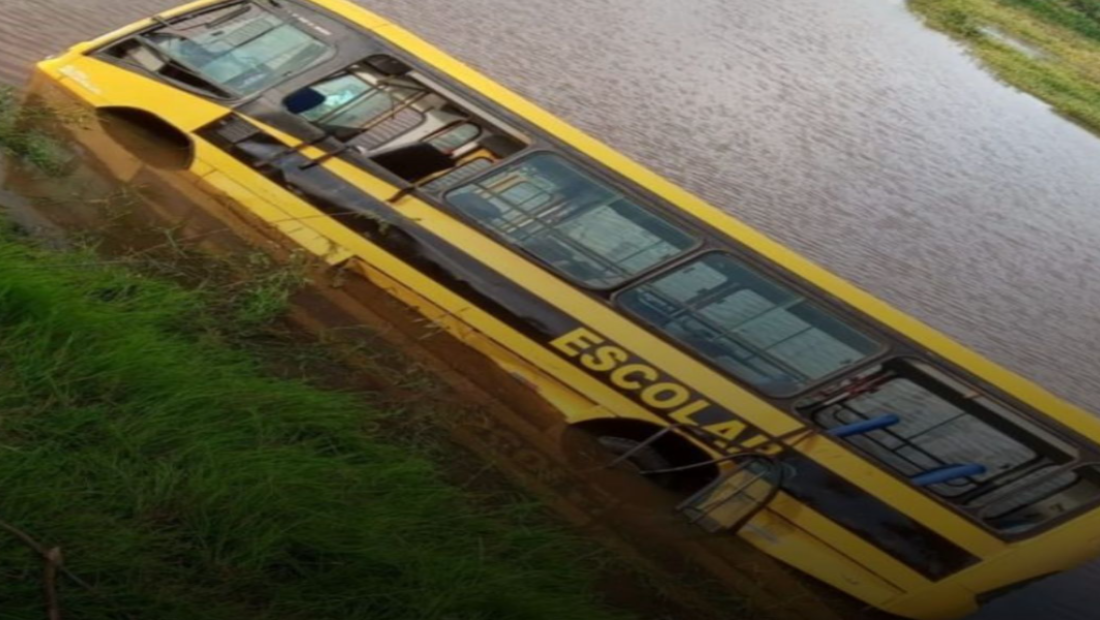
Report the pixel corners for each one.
[197,115,979,580]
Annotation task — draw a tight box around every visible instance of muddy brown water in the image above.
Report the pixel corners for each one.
[3,0,1100,617]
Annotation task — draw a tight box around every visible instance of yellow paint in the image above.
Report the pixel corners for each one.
[33,1,1100,618]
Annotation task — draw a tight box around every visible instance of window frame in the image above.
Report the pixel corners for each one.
[976,462,1100,527]
[612,249,891,398]
[441,150,705,291]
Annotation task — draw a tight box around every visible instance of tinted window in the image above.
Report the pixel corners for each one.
[618,253,880,395]
[977,464,1100,534]
[798,360,1097,533]
[446,153,697,287]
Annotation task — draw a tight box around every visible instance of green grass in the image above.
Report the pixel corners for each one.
[1001,0,1100,42]
[0,234,629,620]
[909,0,1100,133]
[0,87,74,175]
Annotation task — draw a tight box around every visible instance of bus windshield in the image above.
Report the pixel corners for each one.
[138,1,331,97]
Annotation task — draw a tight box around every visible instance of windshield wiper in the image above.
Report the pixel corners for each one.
[135,38,235,99]
[160,1,253,31]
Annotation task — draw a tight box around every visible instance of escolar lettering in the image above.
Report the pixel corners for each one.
[550,326,768,447]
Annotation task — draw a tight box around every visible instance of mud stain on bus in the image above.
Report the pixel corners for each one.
[0,85,879,620]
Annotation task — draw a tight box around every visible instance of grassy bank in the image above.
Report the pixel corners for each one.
[909,0,1100,132]
[0,231,628,619]
[0,86,73,175]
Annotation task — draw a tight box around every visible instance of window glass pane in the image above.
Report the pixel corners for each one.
[327,90,399,128]
[290,73,404,129]
[797,360,1093,532]
[297,74,373,121]
[619,253,880,394]
[978,465,1100,533]
[144,3,330,96]
[446,153,697,287]
[429,123,481,153]
[810,373,1037,494]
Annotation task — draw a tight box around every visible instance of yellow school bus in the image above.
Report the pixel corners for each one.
[34,1,1100,617]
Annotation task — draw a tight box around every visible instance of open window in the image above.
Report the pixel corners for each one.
[797,359,1100,534]
[677,454,785,533]
[595,424,785,533]
[283,55,526,187]
[102,1,332,99]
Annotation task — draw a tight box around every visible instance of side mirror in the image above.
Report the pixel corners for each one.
[367,55,413,77]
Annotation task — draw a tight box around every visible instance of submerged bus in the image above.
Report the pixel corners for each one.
[35,1,1100,617]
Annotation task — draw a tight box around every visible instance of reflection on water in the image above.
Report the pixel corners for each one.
[2,0,1099,411]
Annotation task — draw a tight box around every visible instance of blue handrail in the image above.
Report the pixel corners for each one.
[827,414,901,438]
[911,464,987,486]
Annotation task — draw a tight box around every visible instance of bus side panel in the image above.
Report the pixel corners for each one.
[947,507,1100,606]
[742,510,907,608]
[37,55,230,132]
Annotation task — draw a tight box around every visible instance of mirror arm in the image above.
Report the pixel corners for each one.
[641,453,753,476]
[604,424,690,470]
[386,185,417,204]
[300,143,354,170]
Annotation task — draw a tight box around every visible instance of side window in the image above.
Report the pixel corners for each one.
[445,153,697,288]
[976,464,1100,533]
[617,252,881,395]
[284,57,528,185]
[286,71,423,146]
[428,123,481,154]
[295,74,405,127]
[797,359,1099,533]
